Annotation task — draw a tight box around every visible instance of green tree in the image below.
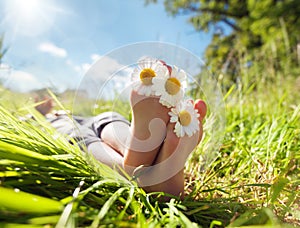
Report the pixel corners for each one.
[146,0,300,83]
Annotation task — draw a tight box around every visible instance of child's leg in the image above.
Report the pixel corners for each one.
[100,121,131,156]
[87,141,124,168]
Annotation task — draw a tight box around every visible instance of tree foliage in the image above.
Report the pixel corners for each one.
[146,0,300,83]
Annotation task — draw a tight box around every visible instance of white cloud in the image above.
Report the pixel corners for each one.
[91,54,101,62]
[68,55,129,80]
[63,55,134,99]
[0,63,11,70]
[81,63,92,73]
[1,70,42,92]
[38,42,67,58]
[86,55,130,80]
[67,55,132,99]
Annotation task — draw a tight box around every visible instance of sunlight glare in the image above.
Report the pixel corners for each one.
[4,0,57,36]
[14,0,40,19]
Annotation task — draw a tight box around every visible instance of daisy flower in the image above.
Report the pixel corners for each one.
[152,65,187,108]
[131,57,168,96]
[169,99,200,137]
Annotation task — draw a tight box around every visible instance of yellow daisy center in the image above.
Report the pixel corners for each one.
[140,68,156,85]
[165,77,181,95]
[179,110,191,126]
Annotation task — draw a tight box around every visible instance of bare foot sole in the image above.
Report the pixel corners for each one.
[124,91,170,174]
[138,99,207,197]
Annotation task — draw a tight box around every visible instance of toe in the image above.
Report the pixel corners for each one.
[194,99,206,144]
[194,99,207,122]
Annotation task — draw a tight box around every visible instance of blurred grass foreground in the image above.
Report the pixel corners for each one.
[1,1,300,227]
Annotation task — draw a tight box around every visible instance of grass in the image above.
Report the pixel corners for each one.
[0,66,299,227]
[188,78,300,227]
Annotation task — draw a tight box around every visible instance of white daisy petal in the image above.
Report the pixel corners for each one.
[151,64,187,107]
[168,99,200,137]
[131,58,168,96]
[184,126,191,137]
[170,116,178,123]
[174,122,183,137]
[144,87,152,96]
[187,126,195,137]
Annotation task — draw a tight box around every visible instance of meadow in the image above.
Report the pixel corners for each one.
[0,54,299,227]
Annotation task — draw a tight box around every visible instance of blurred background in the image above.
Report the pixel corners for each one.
[0,0,212,93]
[0,0,299,101]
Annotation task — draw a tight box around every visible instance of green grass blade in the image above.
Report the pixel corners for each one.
[90,187,128,227]
[0,187,63,214]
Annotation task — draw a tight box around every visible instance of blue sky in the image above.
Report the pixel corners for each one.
[0,0,213,92]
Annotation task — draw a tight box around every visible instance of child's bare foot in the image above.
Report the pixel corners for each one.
[159,99,207,165]
[137,99,207,197]
[35,97,54,116]
[123,90,170,173]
